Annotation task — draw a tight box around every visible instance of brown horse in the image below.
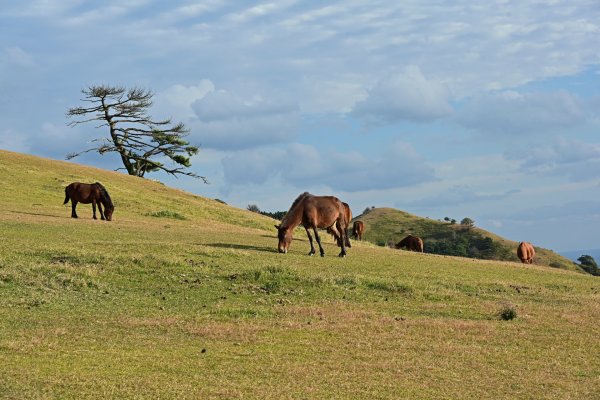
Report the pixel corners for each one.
[64,182,114,221]
[327,201,352,248]
[517,242,535,264]
[395,235,424,252]
[276,192,350,257]
[352,220,365,240]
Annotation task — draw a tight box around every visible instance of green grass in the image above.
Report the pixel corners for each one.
[1,149,600,399]
[145,209,188,220]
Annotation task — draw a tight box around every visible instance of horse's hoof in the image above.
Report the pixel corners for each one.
[320,253,325,257]
[338,253,346,258]
[308,252,314,256]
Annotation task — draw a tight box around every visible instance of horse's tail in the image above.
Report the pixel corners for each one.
[63,186,70,205]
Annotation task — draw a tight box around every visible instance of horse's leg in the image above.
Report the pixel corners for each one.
[336,220,347,257]
[305,227,316,256]
[313,228,325,257]
[345,226,352,248]
[92,200,97,220]
[71,201,78,218]
[98,202,105,220]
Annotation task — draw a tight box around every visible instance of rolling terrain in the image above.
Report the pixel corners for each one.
[354,207,580,272]
[1,149,599,399]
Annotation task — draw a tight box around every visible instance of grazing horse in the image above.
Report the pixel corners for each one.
[275,192,350,257]
[395,235,424,252]
[352,220,365,240]
[327,202,352,248]
[517,242,535,264]
[63,182,114,221]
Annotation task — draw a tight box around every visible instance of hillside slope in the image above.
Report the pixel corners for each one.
[0,149,275,231]
[354,208,579,272]
[1,149,599,399]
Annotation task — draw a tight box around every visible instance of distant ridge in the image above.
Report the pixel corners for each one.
[354,207,581,273]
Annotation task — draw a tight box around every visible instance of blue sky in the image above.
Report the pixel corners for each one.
[1,1,599,252]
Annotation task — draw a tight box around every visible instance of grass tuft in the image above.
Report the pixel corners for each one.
[145,210,187,220]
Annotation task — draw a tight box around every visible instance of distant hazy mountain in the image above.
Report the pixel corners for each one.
[559,249,600,263]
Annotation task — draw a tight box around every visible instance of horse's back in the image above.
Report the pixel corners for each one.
[65,182,96,203]
[302,195,345,228]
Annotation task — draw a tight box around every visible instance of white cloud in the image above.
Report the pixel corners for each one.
[505,137,600,181]
[409,185,520,209]
[221,141,436,192]
[191,89,300,150]
[0,46,35,68]
[455,90,586,135]
[154,81,215,121]
[352,66,452,123]
[0,129,30,153]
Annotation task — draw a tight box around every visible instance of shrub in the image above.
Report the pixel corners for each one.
[499,303,517,321]
[247,204,261,213]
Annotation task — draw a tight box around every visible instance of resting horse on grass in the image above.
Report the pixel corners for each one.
[395,235,424,252]
[64,182,114,221]
[276,192,350,257]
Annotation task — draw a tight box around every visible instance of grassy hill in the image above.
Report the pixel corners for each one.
[355,207,580,272]
[1,149,600,399]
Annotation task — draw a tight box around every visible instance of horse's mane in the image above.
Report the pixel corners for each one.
[281,192,311,227]
[95,182,114,209]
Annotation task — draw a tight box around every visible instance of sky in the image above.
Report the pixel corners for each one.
[1,1,599,253]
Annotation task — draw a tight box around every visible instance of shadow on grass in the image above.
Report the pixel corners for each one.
[260,234,310,243]
[9,210,64,219]
[207,243,278,254]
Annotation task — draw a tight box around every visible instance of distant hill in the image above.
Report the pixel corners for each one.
[354,207,581,273]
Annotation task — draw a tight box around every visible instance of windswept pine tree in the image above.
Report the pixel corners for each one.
[67,85,207,182]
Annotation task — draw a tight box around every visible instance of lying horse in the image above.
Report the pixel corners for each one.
[517,242,535,264]
[327,201,352,248]
[352,220,365,240]
[276,192,349,257]
[64,182,114,221]
[395,235,423,252]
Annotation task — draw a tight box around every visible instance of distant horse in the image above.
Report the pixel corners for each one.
[352,221,365,240]
[395,235,424,252]
[275,192,350,257]
[63,182,114,221]
[327,201,352,248]
[517,242,535,264]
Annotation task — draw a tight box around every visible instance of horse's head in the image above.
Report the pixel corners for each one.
[275,224,292,253]
[104,206,114,221]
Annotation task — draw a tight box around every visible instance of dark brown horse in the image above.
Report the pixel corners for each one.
[352,220,365,240]
[395,235,424,252]
[276,192,350,257]
[64,182,114,221]
[517,242,535,264]
[327,201,352,248]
